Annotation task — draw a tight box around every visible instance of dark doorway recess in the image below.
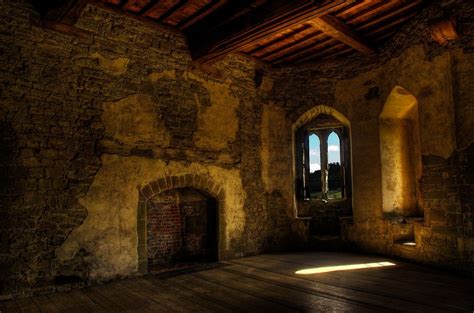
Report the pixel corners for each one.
[147,188,218,273]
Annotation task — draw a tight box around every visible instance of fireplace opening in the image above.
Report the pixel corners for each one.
[146,188,218,273]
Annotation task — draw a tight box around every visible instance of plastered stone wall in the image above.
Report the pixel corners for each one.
[1,0,473,299]
[0,0,289,297]
[270,0,474,272]
[55,156,246,280]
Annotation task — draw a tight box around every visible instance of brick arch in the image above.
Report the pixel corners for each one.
[136,174,225,274]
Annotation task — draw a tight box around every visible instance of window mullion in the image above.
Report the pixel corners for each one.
[303,131,310,199]
[320,131,329,199]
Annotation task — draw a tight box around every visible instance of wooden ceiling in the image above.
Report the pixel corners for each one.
[35,0,426,67]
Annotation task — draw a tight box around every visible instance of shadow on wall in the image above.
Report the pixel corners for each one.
[0,121,18,294]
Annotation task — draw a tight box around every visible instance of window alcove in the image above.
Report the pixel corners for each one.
[380,86,423,218]
[294,109,352,238]
[380,86,423,247]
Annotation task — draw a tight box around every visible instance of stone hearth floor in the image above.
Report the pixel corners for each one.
[1,252,473,312]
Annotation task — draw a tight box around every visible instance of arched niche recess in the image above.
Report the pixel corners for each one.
[379,86,423,218]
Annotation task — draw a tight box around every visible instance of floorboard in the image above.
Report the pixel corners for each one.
[1,252,473,312]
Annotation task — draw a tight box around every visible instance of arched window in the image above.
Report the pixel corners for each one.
[308,133,322,199]
[296,114,351,201]
[327,132,342,200]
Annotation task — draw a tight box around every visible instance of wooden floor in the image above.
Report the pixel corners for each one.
[2,252,474,312]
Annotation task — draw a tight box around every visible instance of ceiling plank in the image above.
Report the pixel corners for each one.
[138,0,161,15]
[187,0,353,65]
[366,11,418,38]
[272,37,337,64]
[323,46,354,59]
[259,31,325,60]
[177,0,227,30]
[118,0,129,9]
[334,0,382,20]
[307,14,375,55]
[355,0,423,32]
[244,24,312,55]
[156,0,188,23]
[295,42,347,63]
[91,0,183,34]
[342,1,401,26]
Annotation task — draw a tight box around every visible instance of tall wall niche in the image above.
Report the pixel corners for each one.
[380,86,423,218]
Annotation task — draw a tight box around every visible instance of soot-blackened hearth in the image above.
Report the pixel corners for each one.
[147,188,218,272]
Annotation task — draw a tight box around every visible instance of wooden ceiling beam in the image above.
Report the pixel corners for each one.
[226,0,353,54]
[187,0,353,65]
[307,14,375,55]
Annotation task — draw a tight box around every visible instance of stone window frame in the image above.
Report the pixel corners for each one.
[136,174,225,274]
[302,128,345,200]
[292,105,353,216]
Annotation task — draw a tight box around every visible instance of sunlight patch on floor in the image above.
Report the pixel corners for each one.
[295,262,396,274]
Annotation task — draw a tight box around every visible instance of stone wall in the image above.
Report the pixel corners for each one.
[269,0,474,273]
[1,0,473,300]
[0,0,291,297]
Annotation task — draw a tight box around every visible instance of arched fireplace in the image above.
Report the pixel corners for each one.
[147,188,218,272]
[137,175,224,274]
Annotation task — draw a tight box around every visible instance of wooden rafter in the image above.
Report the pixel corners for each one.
[307,14,375,55]
[188,0,352,65]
